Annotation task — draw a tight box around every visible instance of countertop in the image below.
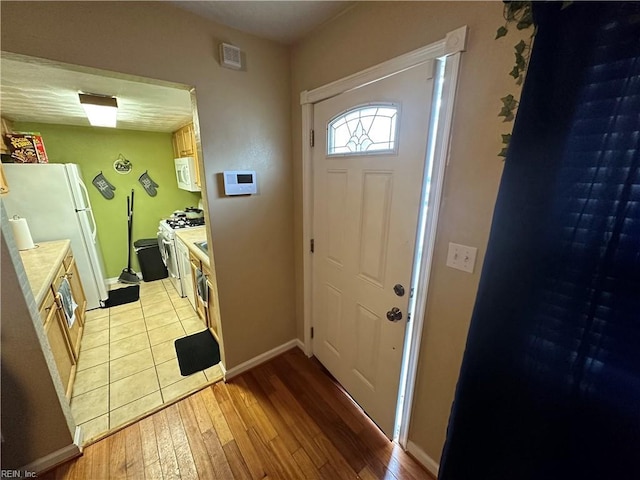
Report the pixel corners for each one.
[19,239,70,306]
[174,226,209,267]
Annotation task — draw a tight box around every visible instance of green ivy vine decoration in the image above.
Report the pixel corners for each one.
[496,1,535,158]
[496,1,573,158]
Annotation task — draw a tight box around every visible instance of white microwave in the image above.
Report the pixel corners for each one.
[174,157,200,192]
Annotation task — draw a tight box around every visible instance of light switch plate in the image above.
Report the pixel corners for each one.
[446,242,477,273]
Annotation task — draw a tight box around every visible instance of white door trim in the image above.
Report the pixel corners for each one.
[300,25,467,444]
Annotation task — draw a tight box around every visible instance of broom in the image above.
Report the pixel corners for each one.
[118,189,140,284]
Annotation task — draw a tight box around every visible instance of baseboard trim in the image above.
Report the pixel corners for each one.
[407,441,439,478]
[21,441,82,475]
[224,339,301,380]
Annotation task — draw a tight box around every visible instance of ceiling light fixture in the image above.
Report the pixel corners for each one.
[79,93,118,128]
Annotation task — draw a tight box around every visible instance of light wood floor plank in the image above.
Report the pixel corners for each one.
[218,395,265,480]
[153,408,181,480]
[200,385,234,445]
[189,391,214,434]
[125,423,145,480]
[202,428,236,479]
[165,403,199,480]
[292,447,323,480]
[88,434,110,480]
[109,430,127,480]
[41,348,430,480]
[222,439,253,480]
[244,370,301,453]
[138,416,162,477]
[178,397,218,480]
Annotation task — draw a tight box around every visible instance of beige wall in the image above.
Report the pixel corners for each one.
[1,221,75,468]
[291,1,525,463]
[1,1,295,368]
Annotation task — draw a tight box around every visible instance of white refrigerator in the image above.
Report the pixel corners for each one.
[2,163,109,309]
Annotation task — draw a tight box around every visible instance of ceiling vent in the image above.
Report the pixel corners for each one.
[219,43,242,70]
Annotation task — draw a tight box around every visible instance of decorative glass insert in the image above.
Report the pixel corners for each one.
[327,104,399,156]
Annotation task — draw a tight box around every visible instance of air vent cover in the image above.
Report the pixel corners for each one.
[219,43,242,70]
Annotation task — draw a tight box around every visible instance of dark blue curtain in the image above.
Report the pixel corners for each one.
[439,3,640,479]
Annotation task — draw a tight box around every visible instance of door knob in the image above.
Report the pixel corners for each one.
[386,307,403,322]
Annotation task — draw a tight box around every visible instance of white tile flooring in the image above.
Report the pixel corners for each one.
[71,278,222,444]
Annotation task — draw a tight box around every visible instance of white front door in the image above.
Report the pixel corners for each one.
[312,60,435,437]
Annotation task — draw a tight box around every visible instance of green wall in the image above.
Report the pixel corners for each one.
[14,122,201,278]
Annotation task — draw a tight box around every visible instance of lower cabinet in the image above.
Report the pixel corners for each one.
[37,246,85,398]
[189,250,219,341]
[41,290,76,398]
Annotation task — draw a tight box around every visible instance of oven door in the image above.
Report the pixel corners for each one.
[157,230,183,296]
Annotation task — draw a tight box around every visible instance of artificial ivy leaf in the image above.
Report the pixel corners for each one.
[509,66,520,79]
[516,75,524,86]
[517,18,533,30]
[501,134,512,144]
[514,40,527,54]
[498,147,509,158]
[496,26,508,39]
[501,94,518,110]
[515,52,527,69]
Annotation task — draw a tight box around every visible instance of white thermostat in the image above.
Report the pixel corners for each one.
[223,170,257,195]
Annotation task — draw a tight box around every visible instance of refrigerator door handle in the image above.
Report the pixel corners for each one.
[87,208,98,242]
[76,175,92,210]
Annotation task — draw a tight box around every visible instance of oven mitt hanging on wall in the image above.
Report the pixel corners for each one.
[139,170,159,196]
[92,171,116,199]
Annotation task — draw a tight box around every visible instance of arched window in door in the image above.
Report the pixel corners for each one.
[327,104,399,156]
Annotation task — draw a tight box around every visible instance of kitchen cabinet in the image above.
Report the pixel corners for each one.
[1,117,12,194]
[41,289,76,398]
[21,240,86,398]
[189,249,207,324]
[203,261,220,340]
[172,122,201,188]
[0,161,9,195]
[1,117,13,155]
[189,249,219,340]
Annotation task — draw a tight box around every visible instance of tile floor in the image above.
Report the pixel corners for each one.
[70,278,223,444]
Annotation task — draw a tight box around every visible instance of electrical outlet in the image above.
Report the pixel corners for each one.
[446,242,477,273]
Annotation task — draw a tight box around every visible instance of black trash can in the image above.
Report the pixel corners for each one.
[134,238,168,282]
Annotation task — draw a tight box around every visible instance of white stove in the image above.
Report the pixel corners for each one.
[158,217,204,296]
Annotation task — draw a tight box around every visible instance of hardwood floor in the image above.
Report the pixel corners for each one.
[42,348,431,479]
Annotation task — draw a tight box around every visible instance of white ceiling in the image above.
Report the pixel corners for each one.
[0,2,354,132]
[0,57,193,133]
[171,1,354,45]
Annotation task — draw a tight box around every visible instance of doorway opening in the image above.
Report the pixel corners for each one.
[0,52,226,446]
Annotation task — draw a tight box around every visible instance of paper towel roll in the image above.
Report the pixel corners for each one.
[9,216,36,250]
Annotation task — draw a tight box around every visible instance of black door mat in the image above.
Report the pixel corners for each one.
[175,329,220,376]
[101,285,140,308]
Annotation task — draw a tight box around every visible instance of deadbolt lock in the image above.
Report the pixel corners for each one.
[393,284,405,297]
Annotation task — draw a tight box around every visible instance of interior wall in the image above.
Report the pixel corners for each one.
[1,1,295,368]
[1,208,75,469]
[291,1,527,464]
[12,122,200,278]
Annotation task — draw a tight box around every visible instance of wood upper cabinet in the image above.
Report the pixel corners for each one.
[0,161,9,195]
[0,117,12,194]
[172,122,201,188]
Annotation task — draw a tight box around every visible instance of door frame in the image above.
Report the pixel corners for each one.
[300,25,467,447]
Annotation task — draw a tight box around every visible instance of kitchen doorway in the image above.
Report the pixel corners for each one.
[0,52,225,444]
